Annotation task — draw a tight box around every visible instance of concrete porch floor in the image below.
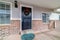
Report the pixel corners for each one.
[0,30,60,40]
[34,30,60,40]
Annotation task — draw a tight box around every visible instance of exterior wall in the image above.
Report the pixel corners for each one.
[2,0,53,19]
[0,20,49,40]
[0,20,20,40]
[55,20,60,32]
[0,20,20,35]
[0,0,59,40]
[32,20,48,31]
[0,1,53,33]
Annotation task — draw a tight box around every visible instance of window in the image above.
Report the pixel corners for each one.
[0,2,11,24]
[42,13,49,23]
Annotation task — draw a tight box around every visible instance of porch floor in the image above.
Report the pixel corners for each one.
[34,30,60,40]
[0,30,60,40]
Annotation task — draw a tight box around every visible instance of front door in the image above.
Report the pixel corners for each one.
[21,6,32,30]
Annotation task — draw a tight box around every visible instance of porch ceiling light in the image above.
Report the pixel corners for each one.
[56,8,60,12]
[14,0,18,8]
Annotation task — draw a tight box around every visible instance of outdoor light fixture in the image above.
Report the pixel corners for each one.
[54,8,60,12]
[14,0,18,8]
[56,8,60,12]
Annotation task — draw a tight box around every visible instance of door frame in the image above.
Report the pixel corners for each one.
[20,4,33,33]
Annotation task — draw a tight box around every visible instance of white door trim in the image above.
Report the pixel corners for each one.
[20,4,33,33]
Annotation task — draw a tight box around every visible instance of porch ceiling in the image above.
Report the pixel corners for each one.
[1,0,60,9]
[18,0,60,9]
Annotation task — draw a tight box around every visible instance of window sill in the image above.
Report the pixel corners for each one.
[0,24,11,26]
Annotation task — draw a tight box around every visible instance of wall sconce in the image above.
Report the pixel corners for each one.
[54,8,60,12]
[14,0,18,8]
[56,8,60,12]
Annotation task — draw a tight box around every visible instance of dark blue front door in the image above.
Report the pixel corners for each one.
[21,7,32,30]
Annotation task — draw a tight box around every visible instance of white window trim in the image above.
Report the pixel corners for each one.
[0,1,12,25]
[42,12,50,24]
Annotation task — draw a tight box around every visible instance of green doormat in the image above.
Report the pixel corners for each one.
[21,33,35,40]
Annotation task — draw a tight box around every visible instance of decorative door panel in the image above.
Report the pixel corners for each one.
[21,6,32,30]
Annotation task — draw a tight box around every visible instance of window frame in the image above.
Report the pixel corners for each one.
[42,12,49,24]
[0,1,12,25]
